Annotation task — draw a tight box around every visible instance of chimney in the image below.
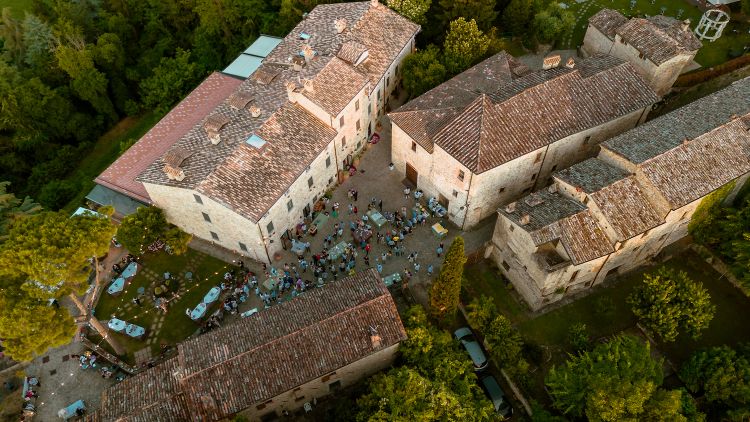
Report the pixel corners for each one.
[520,214,531,225]
[371,334,382,350]
[249,105,262,118]
[681,19,690,32]
[208,130,221,145]
[565,57,575,69]
[371,0,378,6]
[504,202,517,213]
[542,54,561,70]
[548,184,558,193]
[285,81,298,103]
[303,79,314,93]
[163,165,185,182]
[334,18,347,34]
[292,56,305,71]
[302,44,314,65]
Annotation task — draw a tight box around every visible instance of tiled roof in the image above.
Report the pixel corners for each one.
[392,54,657,174]
[89,357,192,422]
[555,158,629,193]
[501,190,613,264]
[639,116,750,208]
[337,40,368,64]
[617,15,702,65]
[589,177,664,241]
[89,270,405,421]
[603,77,750,163]
[588,9,628,39]
[198,102,337,222]
[137,2,419,221]
[95,72,242,203]
[301,57,369,116]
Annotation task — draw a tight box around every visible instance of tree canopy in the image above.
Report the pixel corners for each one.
[442,18,490,75]
[401,45,447,98]
[437,0,498,32]
[117,206,192,255]
[355,306,494,421]
[386,0,432,25]
[531,3,575,44]
[0,209,116,298]
[546,335,698,421]
[466,295,527,375]
[0,181,41,241]
[680,345,750,418]
[429,236,466,320]
[627,267,715,342]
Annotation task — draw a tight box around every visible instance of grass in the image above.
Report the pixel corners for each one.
[93,248,231,363]
[62,110,164,213]
[463,249,750,405]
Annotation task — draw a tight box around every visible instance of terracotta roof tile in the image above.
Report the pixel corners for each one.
[337,40,368,64]
[617,15,702,65]
[557,210,614,264]
[302,57,369,116]
[589,177,664,241]
[588,9,628,39]
[555,158,629,193]
[95,72,242,203]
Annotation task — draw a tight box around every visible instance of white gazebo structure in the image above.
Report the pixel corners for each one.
[694,9,730,42]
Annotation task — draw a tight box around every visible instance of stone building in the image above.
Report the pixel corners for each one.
[97,1,418,263]
[86,270,407,421]
[389,53,658,229]
[491,77,750,310]
[582,9,702,95]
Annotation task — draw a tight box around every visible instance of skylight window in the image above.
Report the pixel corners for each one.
[299,32,311,40]
[246,134,267,148]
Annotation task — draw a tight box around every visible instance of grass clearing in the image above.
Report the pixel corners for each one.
[62,110,164,213]
[93,248,230,363]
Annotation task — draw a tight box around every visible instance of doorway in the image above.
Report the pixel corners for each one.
[405,163,418,186]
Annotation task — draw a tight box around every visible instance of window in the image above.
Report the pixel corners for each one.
[339,116,345,127]
[368,103,372,114]
[452,190,458,197]
[522,187,531,194]
[377,89,381,99]
[569,270,579,281]
[499,187,505,193]
[293,387,305,401]
[633,246,640,252]
[356,119,361,131]
[239,242,248,252]
[396,64,400,74]
[386,76,390,87]
[531,173,537,181]
[680,211,689,220]
[308,177,314,188]
[256,400,273,411]
[355,99,360,111]
[583,135,591,145]
[639,52,645,59]
[342,136,347,147]
[321,372,337,382]
[551,164,558,172]
[266,221,274,234]
[328,177,333,185]
[534,152,542,163]
[641,229,650,238]
[509,224,515,232]
[329,380,342,392]
[287,199,294,211]
[210,231,219,241]
[458,170,465,181]
[193,194,203,204]
[659,233,668,241]
[502,261,510,271]
[326,156,331,167]
[202,212,211,223]
[411,141,417,152]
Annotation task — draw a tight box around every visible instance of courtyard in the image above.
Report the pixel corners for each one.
[463,248,750,405]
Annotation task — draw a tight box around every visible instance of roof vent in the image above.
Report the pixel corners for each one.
[520,214,531,225]
[227,91,253,110]
[371,0,378,6]
[548,184,558,193]
[565,57,575,69]
[301,44,315,65]
[292,55,305,71]
[334,18,347,34]
[163,165,185,181]
[208,130,221,145]
[681,19,690,32]
[203,114,231,134]
[303,78,314,93]
[524,193,545,207]
[504,202,517,213]
[542,54,561,70]
[246,134,267,149]
[249,105,262,118]
[369,326,382,350]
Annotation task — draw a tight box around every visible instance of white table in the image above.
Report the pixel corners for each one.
[121,262,138,278]
[190,302,207,320]
[125,323,145,338]
[107,318,126,332]
[203,287,221,304]
[106,277,126,295]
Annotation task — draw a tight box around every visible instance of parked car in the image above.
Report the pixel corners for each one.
[479,374,513,418]
[454,327,488,371]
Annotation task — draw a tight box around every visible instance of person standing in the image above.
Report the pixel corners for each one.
[378,199,383,212]
[353,190,358,202]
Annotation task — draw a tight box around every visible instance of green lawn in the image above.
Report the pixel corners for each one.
[62,110,164,213]
[463,249,750,404]
[93,248,231,363]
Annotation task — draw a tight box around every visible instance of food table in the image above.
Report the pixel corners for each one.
[125,323,145,338]
[106,277,126,295]
[328,241,348,261]
[107,318,127,332]
[241,308,259,318]
[383,272,402,287]
[190,302,207,320]
[121,262,138,278]
[57,400,85,420]
[203,287,221,304]
[367,210,387,228]
[291,239,306,256]
[432,223,448,238]
[353,227,372,244]
[263,278,277,290]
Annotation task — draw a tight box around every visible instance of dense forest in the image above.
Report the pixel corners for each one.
[0,0,573,210]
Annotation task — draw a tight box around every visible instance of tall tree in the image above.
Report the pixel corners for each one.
[117,206,192,255]
[401,45,447,98]
[0,181,41,242]
[442,18,490,75]
[531,3,575,45]
[386,0,432,25]
[502,0,535,36]
[437,0,497,31]
[546,335,696,421]
[139,48,205,111]
[22,13,56,70]
[0,8,24,65]
[0,284,76,361]
[628,267,715,342]
[680,345,750,417]
[466,295,526,375]
[429,236,466,320]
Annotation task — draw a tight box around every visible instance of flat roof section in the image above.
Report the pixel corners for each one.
[224,35,283,79]
[244,35,283,57]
